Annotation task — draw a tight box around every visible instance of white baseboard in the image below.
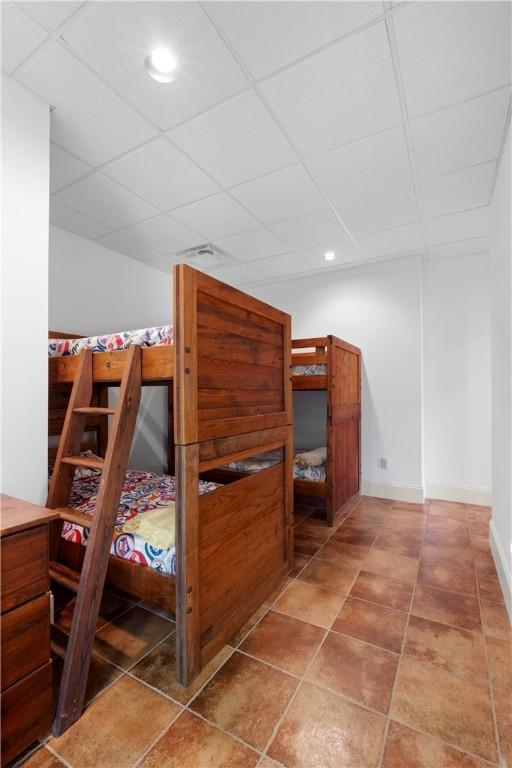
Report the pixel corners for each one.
[425,482,492,507]
[489,520,512,622]
[360,480,424,503]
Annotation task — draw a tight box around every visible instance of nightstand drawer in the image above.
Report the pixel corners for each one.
[1,594,50,690]
[1,662,52,767]
[0,526,48,613]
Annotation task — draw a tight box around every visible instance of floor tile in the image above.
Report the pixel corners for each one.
[477,572,505,603]
[190,651,297,750]
[383,511,427,532]
[429,504,468,522]
[131,636,232,705]
[404,615,487,681]
[471,534,492,554]
[494,689,512,768]
[94,605,174,669]
[411,584,481,632]
[307,631,399,713]
[426,516,469,535]
[317,539,370,567]
[421,541,474,564]
[296,557,359,594]
[53,651,123,706]
[20,747,66,767]
[382,720,489,768]
[273,579,345,628]
[139,710,258,768]
[469,520,489,538]
[49,676,180,768]
[424,527,472,550]
[263,578,292,607]
[267,681,386,768]
[486,636,512,691]
[293,531,324,556]
[391,657,497,763]
[332,597,407,653]
[289,553,310,577]
[229,605,268,644]
[295,516,332,539]
[54,590,134,634]
[480,600,511,640]
[417,558,476,596]
[363,548,419,584]
[240,610,325,675]
[333,525,377,546]
[373,529,423,559]
[350,570,414,612]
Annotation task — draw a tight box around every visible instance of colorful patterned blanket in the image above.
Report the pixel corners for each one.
[292,364,327,376]
[224,448,327,483]
[61,467,216,576]
[48,325,173,357]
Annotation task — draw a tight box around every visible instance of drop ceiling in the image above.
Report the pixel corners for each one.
[2,0,511,286]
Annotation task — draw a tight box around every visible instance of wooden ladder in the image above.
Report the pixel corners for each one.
[46,345,141,736]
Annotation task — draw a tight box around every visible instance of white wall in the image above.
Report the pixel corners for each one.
[423,253,491,504]
[1,75,49,503]
[49,226,172,472]
[490,127,512,616]
[252,257,425,502]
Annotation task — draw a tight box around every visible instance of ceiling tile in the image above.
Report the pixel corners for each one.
[231,164,325,224]
[394,1,512,118]
[170,91,297,187]
[429,237,490,261]
[335,185,418,236]
[269,208,348,249]
[170,192,259,241]
[17,43,156,166]
[356,222,423,259]
[121,214,203,254]
[410,88,511,180]
[206,263,263,286]
[1,2,48,72]
[308,125,413,204]
[103,137,219,212]
[19,1,83,30]
[53,173,159,229]
[253,252,311,279]
[142,255,177,274]
[62,1,248,130]
[297,239,361,270]
[50,200,112,240]
[50,143,90,193]
[214,228,287,263]
[95,231,163,263]
[423,207,491,247]
[205,1,383,80]
[419,163,496,220]
[261,22,402,157]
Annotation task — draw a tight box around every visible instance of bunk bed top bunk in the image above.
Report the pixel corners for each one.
[291,335,361,390]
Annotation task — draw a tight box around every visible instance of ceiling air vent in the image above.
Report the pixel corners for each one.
[177,244,235,269]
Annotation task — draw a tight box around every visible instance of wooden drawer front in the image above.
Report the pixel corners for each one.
[1,662,52,767]
[1,595,50,690]
[1,526,48,613]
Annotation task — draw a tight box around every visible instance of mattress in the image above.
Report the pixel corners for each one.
[225,448,327,483]
[48,325,173,357]
[292,364,327,376]
[61,466,217,576]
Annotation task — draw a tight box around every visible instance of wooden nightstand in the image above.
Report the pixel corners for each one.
[0,494,59,766]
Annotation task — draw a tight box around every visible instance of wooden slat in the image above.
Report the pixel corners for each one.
[174,264,198,445]
[197,324,283,367]
[49,345,173,385]
[49,561,80,592]
[61,455,104,470]
[292,375,327,391]
[198,412,288,442]
[291,337,328,350]
[56,507,93,528]
[198,425,287,470]
[291,352,327,366]
[73,407,115,416]
[294,478,328,499]
[197,357,283,391]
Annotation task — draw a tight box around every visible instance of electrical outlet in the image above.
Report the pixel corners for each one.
[379,458,388,469]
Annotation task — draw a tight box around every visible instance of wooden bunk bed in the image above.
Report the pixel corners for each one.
[47,264,293,735]
[291,336,361,526]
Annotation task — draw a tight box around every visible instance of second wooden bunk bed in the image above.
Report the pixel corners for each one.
[291,336,361,526]
[48,264,293,734]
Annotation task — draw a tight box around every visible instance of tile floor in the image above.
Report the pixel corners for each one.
[18,497,510,768]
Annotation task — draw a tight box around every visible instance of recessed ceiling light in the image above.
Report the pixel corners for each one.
[145,47,179,83]
[324,251,336,262]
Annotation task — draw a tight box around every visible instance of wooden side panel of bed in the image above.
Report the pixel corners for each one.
[327,336,361,524]
[174,265,292,684]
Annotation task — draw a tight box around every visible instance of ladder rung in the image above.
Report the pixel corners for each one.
[50,561,81,592]
[51,625,69,659]
[73,407,116,416]
[62,455,104,470]
[57,506,94,528]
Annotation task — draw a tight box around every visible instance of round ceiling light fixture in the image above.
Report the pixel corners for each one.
[324,250,336,262]
[145,47,179,83]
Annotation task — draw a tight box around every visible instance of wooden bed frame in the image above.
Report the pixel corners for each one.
[48,264,293,686]
[292,336,361,526]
